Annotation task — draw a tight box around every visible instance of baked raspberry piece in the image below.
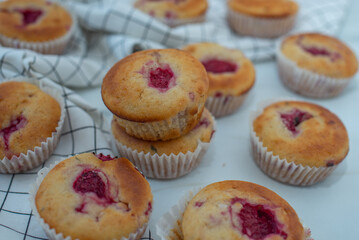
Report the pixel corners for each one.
[34,152,153,240]
[201,59,237,74]
[0,115,27,158]
[280,108,312,135]
[15,8,43,25]
[230,197,288,239]
[95,153,116,161]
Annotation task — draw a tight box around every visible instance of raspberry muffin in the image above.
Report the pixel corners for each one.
[183,42,255,117]
[31,153,153,240]
[102,49,209,141]
[251,100,349,186]
[157,181,312,240]
[134,0,208,27]
[227,0,299,38]
[277,33,358,98]
[0,0,75,54]
[112,108,215,179]
[0,81,64,173]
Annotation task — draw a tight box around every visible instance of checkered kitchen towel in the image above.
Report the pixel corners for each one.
[0,0,349,88]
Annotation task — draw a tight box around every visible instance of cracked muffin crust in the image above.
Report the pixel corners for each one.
[35,152,153,240]
[0,81,61,160]
[102,48,209,141]
[182,180,305,240]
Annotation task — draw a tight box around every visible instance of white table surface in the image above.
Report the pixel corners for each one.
[77,1,359,239]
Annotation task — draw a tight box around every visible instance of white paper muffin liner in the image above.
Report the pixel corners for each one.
[29,159,148,240]
[249,98,337,186]
[0,3,77,55]
[0,78,66,174]
[157,15,206,28]
[205,93,248,117]
[114,139,210,179]
[113,110,215,179]
[276,41,353,98]
[227,8,296,38]
[156,187,313,240]
[116,103,205,141]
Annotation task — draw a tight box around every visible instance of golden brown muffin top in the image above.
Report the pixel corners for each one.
[112,108,215,155]
[0,0,72,42]
[36,153,153,240]
[134,0,208,19]
[102,49,209,122]
[183,42,255,97]
[0,81,61,159]
[253,101,349,168]
[182,180,304,240]
[280,33,358,78]
[228,0,299,18]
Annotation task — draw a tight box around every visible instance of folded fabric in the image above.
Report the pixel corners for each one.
[0,0,349,88]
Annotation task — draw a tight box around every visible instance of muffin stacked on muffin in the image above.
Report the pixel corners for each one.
[0,0,75,54]
[183,42,255,117]
[102,49,214,179]
[0,81,65,173]
[31,152,153,240]
[134,0,208,27]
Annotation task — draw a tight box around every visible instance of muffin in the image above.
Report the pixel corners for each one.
[31,152,153,240]
[157,181,312,240]
[183,42,255,117]
[227,0,299,38]
[277,33,358,98]
[0,80,65,173]
[102,48,209,141]
[112,108,215,179]
[134,0,208,27]
[0,0,75,54]
[251,100,349,186]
